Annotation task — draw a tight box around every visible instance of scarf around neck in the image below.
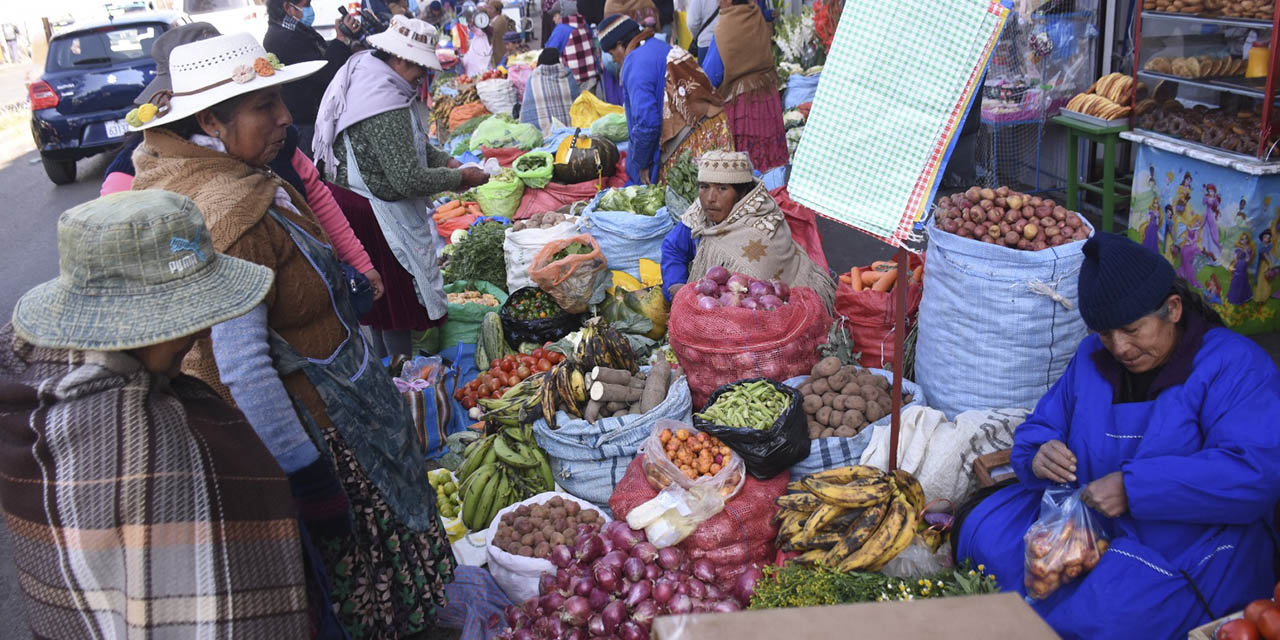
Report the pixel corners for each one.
[683,180,836,310]
[715,3,776,101]
[312,50,415,172]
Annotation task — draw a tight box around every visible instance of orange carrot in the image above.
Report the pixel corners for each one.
[861,270,881,286]
[871,260,897,272]
[872,268,898,292]
[437,199,464,213]
[850,267,864,291]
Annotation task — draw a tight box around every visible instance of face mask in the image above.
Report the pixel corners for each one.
[299,6,316,25]
[602,51,620,76]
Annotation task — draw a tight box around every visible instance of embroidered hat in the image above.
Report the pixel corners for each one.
[597,14,638,52]
[130,32,325,131]
[697,150,754,184]
[134,21,221,106]
[1077,232,1176,332]
[368,15,443,70]
[13,191,273,351]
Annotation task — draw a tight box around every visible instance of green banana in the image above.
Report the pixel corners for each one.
[531,447,554,492]
[493,436,539,469]
[457,436,494,481]
[461,464,496,528]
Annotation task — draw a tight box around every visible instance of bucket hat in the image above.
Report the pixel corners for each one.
[13,191,273,351]
[134,21,221,105]
[367,15,443,70]
[131,32,325,131]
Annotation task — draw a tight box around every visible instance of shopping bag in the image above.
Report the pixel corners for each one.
[1023,485,1110,600]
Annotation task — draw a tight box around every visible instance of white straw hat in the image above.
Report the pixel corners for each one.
[367,15,443,71]
[131,32,325,131]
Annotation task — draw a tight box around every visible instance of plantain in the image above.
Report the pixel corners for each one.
[825,499,890,563]
[777,511,808,542]
[784,530,842,552]
[837,494,911,572]
[799,503,850,542]
[821,506,867,532]
[457,435,495,481]
[891,469,926,513]
[867,497,918,571]
[792,548,830,565]
[804,465,886,486]
[540,369,559,427]
[461,464,498,529]
[493,436,539,469]
[786,481,807,493]
[802,476,893,509]
[531,446,555,492]
[776,492,826,513]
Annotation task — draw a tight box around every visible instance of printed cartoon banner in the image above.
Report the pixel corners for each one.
[1128,144,1280,334]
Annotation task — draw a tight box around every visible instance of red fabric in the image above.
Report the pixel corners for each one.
[796,102,813,119]
[610,455,787,581]
[770,186,829,272]
[725,87,788,173]
[328,183,442,331]
[512,155,629,219]
[480,146,526,167]
[834,256,924,369]
[668,285,832,408]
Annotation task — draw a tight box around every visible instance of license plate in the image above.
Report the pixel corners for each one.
[105,119,128,138]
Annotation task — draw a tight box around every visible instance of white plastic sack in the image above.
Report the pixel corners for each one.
[477,78,518,117]
[859,406,1026,507]
[503,218,580,291]
[484,491,611,604]
[915,221,1093,418]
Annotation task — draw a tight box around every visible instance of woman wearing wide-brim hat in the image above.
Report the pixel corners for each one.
[0,190,335,639]
[130,32,455,639]
[314,15,490,359]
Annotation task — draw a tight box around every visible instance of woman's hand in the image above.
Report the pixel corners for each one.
[1082,471,1128,517]
[447,158,462,169]
[460,167,490,188]
[363,268,385,300]
[1032,439,1077,483]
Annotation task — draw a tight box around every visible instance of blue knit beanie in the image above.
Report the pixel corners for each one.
[598,14,638,52]
[1077,232,1176,331]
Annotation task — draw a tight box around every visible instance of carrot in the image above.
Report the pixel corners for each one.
[850,267,864,291]
[870,260,897,272]
[437,199,464,213]
[912,265,923,284]
[872,268,898,292]
[861,270,881,286]
[839,274,852,285]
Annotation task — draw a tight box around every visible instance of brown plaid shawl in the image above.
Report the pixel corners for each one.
[0,324,311,639]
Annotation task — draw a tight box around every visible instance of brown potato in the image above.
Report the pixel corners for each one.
[873,375,890,391]
[860,384,879,399]
[812,356,842,378]
[821,392,838,407]
[841,382,861,396]
[820,427,836,438]
[816,406,832,426]
[811,378,831,396]
[843,408,866,428]
[865,400,885,422]
[808,422,823,439]
[798,382,814,396]
[803,395,823,413]
[844,395,866,413]
[832,396,847,411]
[833,425,858,438]
[827,370,852,391]
[829,410,845,427]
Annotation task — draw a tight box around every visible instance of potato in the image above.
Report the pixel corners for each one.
[829,410,844,427]
[520,532,535,546]
[820,427,836,438]
[840,365,860,377]
[872,375,890,391]
[799,382,814,396]
[821,392,837,407]
[816,406,832,426]
[808,422,823,439]
[840,382,861,396]
[827,370,851,391]
[548,496,564,507]
[534,542,551,558]
[811,378,830,395]
[803,395,824,413]
[550,532,566,546]
[834,425,858,438]
[865,400,885,422]
[843,408,866,428]
[832,396,847,411]
[812,356,842,378]
[564,501,581,516]
[859,384,879,399]
[844,395,866,413]
[520,545,534,556]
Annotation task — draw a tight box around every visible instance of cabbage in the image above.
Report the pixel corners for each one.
[596,185,666,216]
[511,123,544,150]
[469,115,544,151]
[590,112,628,142]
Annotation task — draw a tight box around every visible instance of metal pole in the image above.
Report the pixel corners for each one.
[888,246,908,473]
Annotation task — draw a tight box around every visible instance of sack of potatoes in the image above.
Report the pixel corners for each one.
[932,186,1092,251]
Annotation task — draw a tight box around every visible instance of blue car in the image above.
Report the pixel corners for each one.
[29,12,187,185]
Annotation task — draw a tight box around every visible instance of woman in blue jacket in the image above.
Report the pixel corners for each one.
[956,233,1280,640]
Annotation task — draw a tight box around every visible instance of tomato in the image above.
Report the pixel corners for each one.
[490,358,502,371]
[1246,601,1278,627]
[521,355,537,367]
[506,374,521,387]
[1219,619,1262,640]
[548,351,564,364]
[499,360,515,373]
[516,365,531,378]
[1258,608,1280,640]
[531,348,547,360]
[536,358,552,372]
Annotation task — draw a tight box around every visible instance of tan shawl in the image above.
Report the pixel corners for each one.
[661,46,724,149]
[604,0,660,26]
[715,3,776,101]
[684,180,835,310]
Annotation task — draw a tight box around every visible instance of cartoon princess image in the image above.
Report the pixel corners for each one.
[1204,273,1225,305]
[1140,202,1161,253]
[1173,172,1193,218]
[1256,228,1275,302]
[1234,196,1248,223]
[1228,231,1256,306]
[1162,204,1177,261]
[1200,183,1222,260]
[1177,218,1202,282]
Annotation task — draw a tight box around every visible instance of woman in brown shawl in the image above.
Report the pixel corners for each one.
[706,0,787,171]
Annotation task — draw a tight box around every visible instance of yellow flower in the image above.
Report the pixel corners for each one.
[137,103,158,123]
[977,564,986,572]
[987,575,996,581]
[968,570,976,577]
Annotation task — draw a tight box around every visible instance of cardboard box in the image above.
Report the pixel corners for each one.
[652,593,1060,640]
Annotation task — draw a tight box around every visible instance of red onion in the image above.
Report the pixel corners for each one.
[546,617,566,639]
[747,281,773,298]
[758,294,784,310]
[622,556,646,583]
[770,279,790,300]
[718,291,740,307]
[556,568,573,591]
[624,579,651,609]
[705,584,724,601]
[604,522,645,550]
[669,594,693,614]
[712,599,741,613]
[593,562,621,593]
[505,605,528,629]
[551,544,575,569]
[562,595,592,627]
[619,621,646,640]
[576,535,606,563]
[652,578,675,604]
[732,566,764,605]
[535,615,555,636]
[694,278,719,297]
[539,572,557,596]
[676,582,689,596]
[687,579,707,600]
[691,559,716,583]
[541,592,566,615]
[588,587,612,611]
[522,598,541,619]
[696,296,720,310]
[739,296,759,310]
[690,597,707,613]
[597,550,628,572]
[631,599,658,625]
[706,265,730,285]
[513,628,536,640]
[630,541,658,563]
[725,274,749,294]
[564,630,585,640]
[643,563,662,581]
[601,600,626,634]
[657,547,683,570]
[571,575,595,598]
[588,614,606,637]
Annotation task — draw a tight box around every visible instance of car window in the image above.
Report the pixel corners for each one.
[184,0,250,13]
[46,24,162,71]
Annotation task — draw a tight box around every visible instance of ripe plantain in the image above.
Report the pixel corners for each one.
[802,476,893,509]
[776,492,826,512]
[799,503,850,542]
[891,469,926,513]
[777,510,808,541]
[836,494,912,572]
[804,465,886,486]
[825,499,890,563]
[792,548,830,565]
[867,497,918,571]
[785,530,842,552]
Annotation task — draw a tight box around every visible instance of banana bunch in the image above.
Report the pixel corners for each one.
[456,424,556,531]
[539,361,588,426]
[573,318,637,375]
[775,466,926,572]
[478,372,550,428]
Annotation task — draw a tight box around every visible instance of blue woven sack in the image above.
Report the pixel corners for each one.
[579,191,675,280]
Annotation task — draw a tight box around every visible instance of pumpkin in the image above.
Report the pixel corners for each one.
[552,129,619,183]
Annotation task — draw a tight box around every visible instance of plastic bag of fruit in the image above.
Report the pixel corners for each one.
[528,234,609,314]
[636,419,746,500]
[1023,485,1109,600]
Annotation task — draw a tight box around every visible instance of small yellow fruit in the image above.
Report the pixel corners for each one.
[137,103,158,123]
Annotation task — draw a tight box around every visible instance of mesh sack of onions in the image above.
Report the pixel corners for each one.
[499,520,765,640]
[668,273,831,408]
[610,455,788,583]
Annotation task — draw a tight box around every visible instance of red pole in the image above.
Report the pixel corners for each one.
[888,246,908,473]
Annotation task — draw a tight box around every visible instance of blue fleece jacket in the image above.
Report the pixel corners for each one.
[546,23,572,51]
[660,222,697,301]
[621,36,671,185]
[702,36,723,88]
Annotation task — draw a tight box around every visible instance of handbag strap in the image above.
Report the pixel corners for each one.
[693,7,718,45]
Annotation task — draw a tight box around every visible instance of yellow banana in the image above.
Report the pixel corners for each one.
[793,548,829,565]
[799,503,850,542]
[868,497,918,571]
[775,492,826,513]
[824,499,889,564]
[777,511,807,541]
[785,530,842,552]
[891,469,926,513]
[802,476,893,509]
[804,465,886,486]
[837,494,911,572]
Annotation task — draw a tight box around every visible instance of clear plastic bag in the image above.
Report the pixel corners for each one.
[637,418,746,500]
[1023,485,1109,600]
[527,234,608,314]
[625,483,727,548]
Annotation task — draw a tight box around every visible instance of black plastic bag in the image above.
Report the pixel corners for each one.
[693,378,811,480]
[499,287,586,348]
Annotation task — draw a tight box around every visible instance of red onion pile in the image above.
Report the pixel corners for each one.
[500,520,764,640]
[692,266,791,311]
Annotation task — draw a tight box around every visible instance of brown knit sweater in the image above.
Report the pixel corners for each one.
[132,129,344,428]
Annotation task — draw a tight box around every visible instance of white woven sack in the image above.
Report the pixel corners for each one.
[477,78,518,117]
[503,218,580,291]
[484,491,611,603]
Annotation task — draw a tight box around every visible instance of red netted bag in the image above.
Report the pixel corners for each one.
[667,284,832,408]
[610,454,788,582]
[834,256,923,369]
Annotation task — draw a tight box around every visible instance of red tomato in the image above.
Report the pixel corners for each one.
[506,374,521,387]
[535,358,552,372]
[521,355,537,367]
[548,351,564,364]
[516,365,531,378]
[531,348,547,360]
[453,388,464,401]
[1246,601,1278,627]
[1219,619,1262,640]
[490,359,502,371]
[1258,608,1280,640]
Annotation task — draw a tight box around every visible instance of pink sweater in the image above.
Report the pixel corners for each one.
[104,149,373,274]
